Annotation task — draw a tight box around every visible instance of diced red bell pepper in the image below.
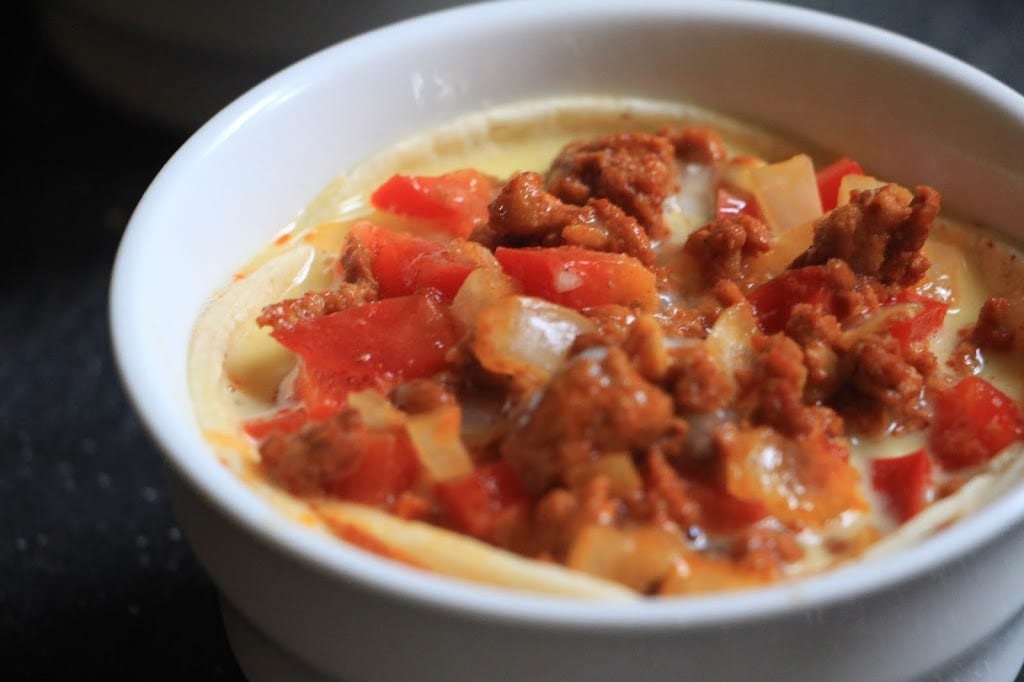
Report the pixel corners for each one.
[270,293,458,416]
[346,222,479,302]
[887,291,948,348]
[747,266,835,334]
[370,169,498,238]
[871,449,932,522]
[816,157,864,212]
[930,376,1024,471]
[434,460,527,539]
[243,407,309,439]
[716,186,760,219]
[330,428,420,507]
[495,246,658,311]
[295,362,381,420]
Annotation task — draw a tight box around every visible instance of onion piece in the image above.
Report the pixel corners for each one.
[921,235,965,307]
[718,155,766,195]
[748,218,815,280]
[749,154,823,233]
[221,245,336,402]
[451,266,521,331]
[717,424,865,529]
[472,295,595,382]
[348,389,406,430]
[840,303,920,346]
[566,525,686,592]
[663,162,716,243]
[192,246,321,432]
[705,302,759,383]
[836,174,882,207]
[405,405,474,482]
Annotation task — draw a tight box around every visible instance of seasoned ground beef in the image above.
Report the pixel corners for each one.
[792,184,939,286]
[621,314,671,382]
[259,409,368,496]
[737,333,812,437]
[500,347,674,491]
[488,171,654,263]
[684,214,773,285]
[257,282,376,330]
[546,132,677,239]
[666,344,733,414]
[658,125,728,164]
[488,171,571,245]
[834,334,932,436]
[561,198,655,265]
[339,231,380,287]
[972,296,1024,352]
[572,305,638,351]
[785,305,843,403]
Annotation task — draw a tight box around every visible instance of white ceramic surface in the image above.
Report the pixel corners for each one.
[109,1,1024,680]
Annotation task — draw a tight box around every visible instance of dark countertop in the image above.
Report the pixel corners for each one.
[4,1,1023,679]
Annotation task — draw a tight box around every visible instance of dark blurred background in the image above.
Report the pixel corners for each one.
[3,1,1023,679]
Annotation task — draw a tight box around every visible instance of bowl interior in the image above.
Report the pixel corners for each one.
[111,0,1024,624]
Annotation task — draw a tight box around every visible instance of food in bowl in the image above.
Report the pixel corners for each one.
[188,97,1024,597]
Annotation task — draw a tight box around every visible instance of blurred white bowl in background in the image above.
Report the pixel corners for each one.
[39,0,487,130]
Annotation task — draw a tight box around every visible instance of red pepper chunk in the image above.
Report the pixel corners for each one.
[347,222,479,302]
[331,429,420,507]
[871,449,932,522]
[269,293,457,417]
[747,266,835,334]
[295,362,382,420]
[816,157,864,212]
[243,407,309,439]
[888,291,948,348]
[930,376,1024,471]
[495,246,658,311]
[370,169,497,238]
[434,461,527,539]
[270,292,456,376]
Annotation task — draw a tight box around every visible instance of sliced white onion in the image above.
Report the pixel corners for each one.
[663,162,716,244]
[191,245,321,433]
[836,174,880,207]
[473,296,596,382]
[451,267,521,331]
[221,245,336,402]
[749,154,823,233]
[348,389,406,430]
[840,303,920,346]
[405,405,474,482]
[705,301,759,383]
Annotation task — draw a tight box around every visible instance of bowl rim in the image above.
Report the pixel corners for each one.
[110,0,1024,629]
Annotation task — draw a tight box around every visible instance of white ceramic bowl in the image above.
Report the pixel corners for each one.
[110,1,1024,680]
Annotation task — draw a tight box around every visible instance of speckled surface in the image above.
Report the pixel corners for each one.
[4,1,1023,679]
